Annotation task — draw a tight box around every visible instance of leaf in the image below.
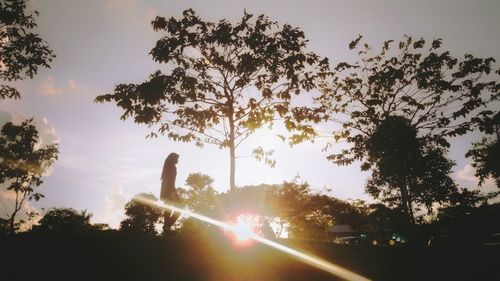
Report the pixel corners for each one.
[349,35,363,50]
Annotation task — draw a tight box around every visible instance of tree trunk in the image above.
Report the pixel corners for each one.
[8,210,18,235]
[228,112,236,191]
[399,181,414,225]
[229,140,236,191]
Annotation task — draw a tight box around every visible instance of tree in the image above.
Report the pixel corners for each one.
[37,208,92,232]
[0,0,55,100]
[365,116,458,223]
[180,173,217,214]
[0,119,59,234]
[96,9,329,190]
[319,36,499,222]
[120,193,162,235]
[321,35,498,166]
[466,111,500,188]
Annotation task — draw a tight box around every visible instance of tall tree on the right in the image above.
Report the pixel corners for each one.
[319,36,499,225]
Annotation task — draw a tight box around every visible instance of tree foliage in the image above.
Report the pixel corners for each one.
[319,36,499,223]
[365,116,458,223]
[0,119,59,234]
[96,9,328,189]
[0,0,55,100]
[37,208,92,232]
[320,35,499,167]
[120,193,162,235]
[179,173,217,214]
[466,111,500,188]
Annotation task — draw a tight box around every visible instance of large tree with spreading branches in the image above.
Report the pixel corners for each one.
[96,9,328,190]
[319,35,499,224]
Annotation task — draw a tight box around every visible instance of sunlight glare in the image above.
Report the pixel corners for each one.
[233,216,255,241]
[133,196,371,281]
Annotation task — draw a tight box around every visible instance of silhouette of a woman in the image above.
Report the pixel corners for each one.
[161,152,180,234]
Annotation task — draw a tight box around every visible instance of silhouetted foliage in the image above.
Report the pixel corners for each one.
[120,193,162,235]
[319,36,498,223]
[320,36,499,166]
[180,173,217,214]
[0,217,9,234]
[37,208,92,232]
[365,116,458,224]
[0,0,55,100]
[95,9,329,190]
[467,111,500,188]
[0,119,59,234]
[176,173,218,234]
[266,180,366,240]
[437,188,483,221]
[365,203,406,234]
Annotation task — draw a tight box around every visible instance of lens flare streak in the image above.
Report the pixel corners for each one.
[133,196,371,281]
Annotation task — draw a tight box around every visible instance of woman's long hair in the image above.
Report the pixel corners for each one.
[161,153,179,181]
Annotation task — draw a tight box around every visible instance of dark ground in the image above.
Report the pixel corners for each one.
[0,232,498,281]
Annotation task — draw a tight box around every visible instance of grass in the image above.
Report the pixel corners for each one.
[0,231,498,281]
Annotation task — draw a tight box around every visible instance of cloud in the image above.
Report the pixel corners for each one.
[37,76,85,96]
[94,186,129,229]
[456,164,477,182]
[455,164,497,193]
[38,75,63,96]
[67,79,81,93]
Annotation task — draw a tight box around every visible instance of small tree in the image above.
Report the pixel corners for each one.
[181,173,217,214]
[38,208,92,232]
[0,0,55,100]
[96,9,328,190]
[0,119,59,234]
[120,193,162,235]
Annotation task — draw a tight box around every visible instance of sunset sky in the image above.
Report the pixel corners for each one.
[1,0,499,228]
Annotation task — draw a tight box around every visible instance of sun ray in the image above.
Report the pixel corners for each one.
[133,196,371,281]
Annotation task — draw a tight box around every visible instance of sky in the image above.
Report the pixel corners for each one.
[1,0,499,228]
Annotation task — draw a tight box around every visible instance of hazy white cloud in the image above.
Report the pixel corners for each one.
[37,76,85,96]
[456,164,477,182]
[38,75,63,96]
[455,164,497,193]
[94,186,128,229]
[67,79,81,93]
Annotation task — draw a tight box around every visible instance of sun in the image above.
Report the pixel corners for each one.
[232,215,256,241]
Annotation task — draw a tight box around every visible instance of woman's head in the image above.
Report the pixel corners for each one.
[161,153,179,181]
[166,152,179,165]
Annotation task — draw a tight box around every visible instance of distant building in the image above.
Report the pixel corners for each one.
[328,224,354,238]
